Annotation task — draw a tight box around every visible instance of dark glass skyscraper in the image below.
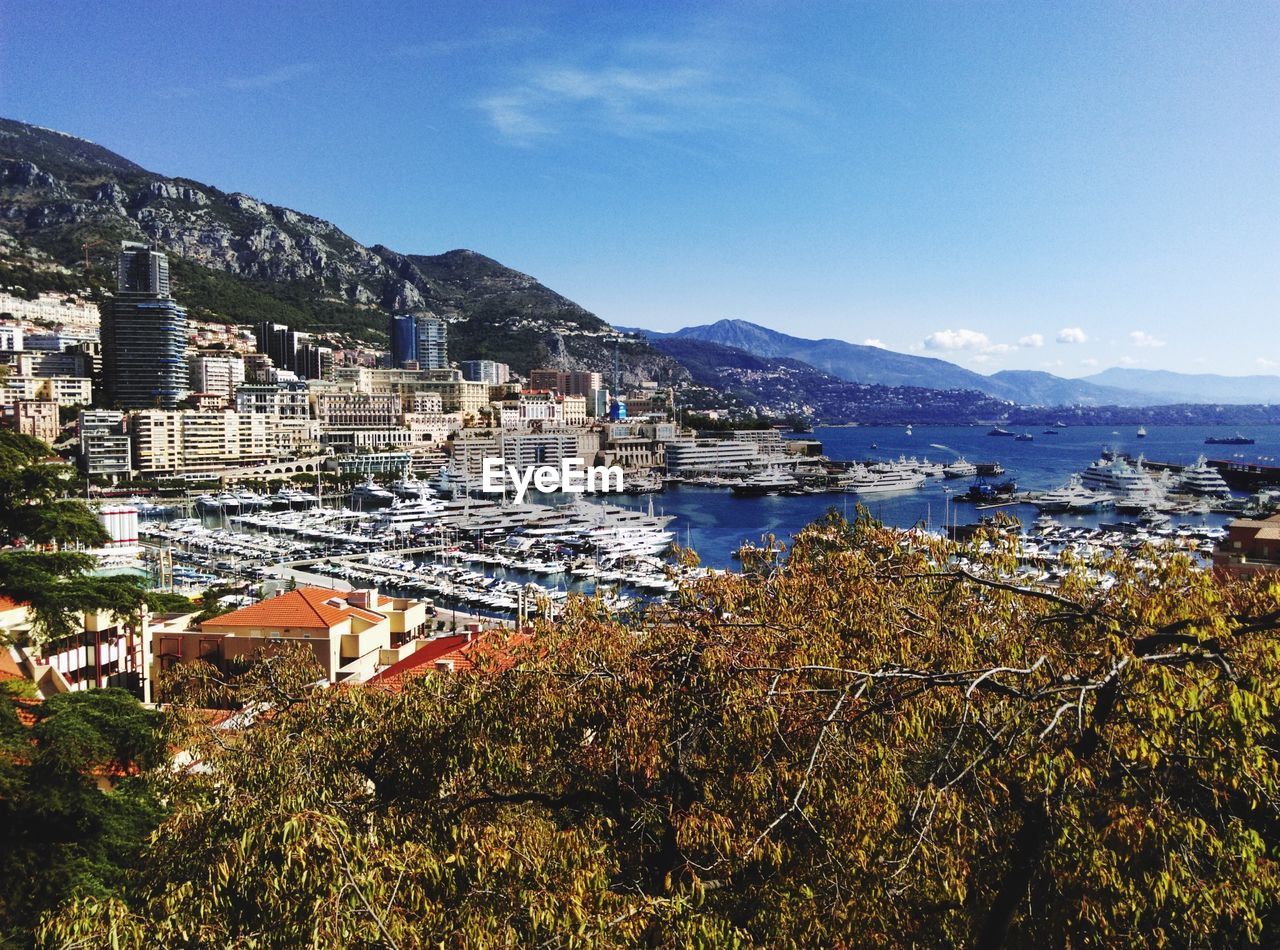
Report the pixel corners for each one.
[390,314,418,368]
[101,242,189,409]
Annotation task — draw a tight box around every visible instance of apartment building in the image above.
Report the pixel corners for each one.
[189,354,246,406]
[0,375,92,407]
[314,391,401,429]
[7,399,59,444]
[131,410,317,475]
[234,381,311,418]
[79,410,132,476]
[459,359,511,385]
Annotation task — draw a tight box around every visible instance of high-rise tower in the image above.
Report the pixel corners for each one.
[389,314,418,368]
[101,242,189,409]
[413,314,448,370]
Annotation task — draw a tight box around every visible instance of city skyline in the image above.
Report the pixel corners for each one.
[3,1,1276,377]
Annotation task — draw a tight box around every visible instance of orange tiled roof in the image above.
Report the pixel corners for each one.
[370,631,531,689]
[202,587,384,631]
[0,649,23,682]
[0,595,25,612]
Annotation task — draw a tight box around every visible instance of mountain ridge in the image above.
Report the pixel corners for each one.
[0,116,680,384]
[627,318,1279,407]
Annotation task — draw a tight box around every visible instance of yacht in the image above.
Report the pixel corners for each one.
[913,458,945,478]
[943,458,978,479]
[1033,476,1113,512]
[351,477,395,509]
[1079,456,1161,504]
[376,495,446,531]
[1205,432,1254,445]
[1177,456,1231,497]
[844,465,926,495]
[1014,433,1034,442]
[1136,426,1148,438]
[905,424,913,436]
[390,475,437,500]
[987,427,1016,437]
[731,469,800,497]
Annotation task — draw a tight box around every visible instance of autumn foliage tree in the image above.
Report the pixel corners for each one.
[40,511,1280,946]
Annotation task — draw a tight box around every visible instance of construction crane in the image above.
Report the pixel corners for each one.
[81,237,106,273]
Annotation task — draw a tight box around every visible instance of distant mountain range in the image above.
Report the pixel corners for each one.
[624,319,1277,407]
[1080,368,1280,405]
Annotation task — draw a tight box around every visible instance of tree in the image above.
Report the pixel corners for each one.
[37,512,1280,946]
[0,431,157,643]
[0,684,162,941]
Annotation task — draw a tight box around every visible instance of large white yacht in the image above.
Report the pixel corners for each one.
[731,469,800,496]
[943,458,978,479]
[376,494,447,532]
[1032,476,1113,512]
[351,477,395,509]
[1177,456,1231,497]
[1080,455,1162,494]
[844,465,926,495]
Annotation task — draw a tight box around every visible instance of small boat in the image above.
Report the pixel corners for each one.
[987,427,1016,437]
[1205,432,1255,445]
[1054,421,1069,429]
[1136,426,1148,438]
[905,424,913,436]
[1014,433,1034,442]
[1042,429,1059,435]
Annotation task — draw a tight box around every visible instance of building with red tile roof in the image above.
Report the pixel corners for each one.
[1214,513,1280,576]
[0,647,24,683]
[156,587,430,685]
[368,628,531,690]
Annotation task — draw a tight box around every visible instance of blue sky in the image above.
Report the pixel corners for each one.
[2,1,1276,377]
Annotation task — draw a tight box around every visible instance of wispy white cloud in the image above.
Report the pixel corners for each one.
[224,63,316,91]
[1257,357,1278,370]
[1081,357,1100,367]
[1018,333,1044,347]
[1057,327,1088,344]
[392,27,545,60]
[477,34,816,146]
[862,338,885,348]
[157,63,315,99]
[1128,330,1166,348]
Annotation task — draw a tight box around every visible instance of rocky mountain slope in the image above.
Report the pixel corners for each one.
[0,117,682,384]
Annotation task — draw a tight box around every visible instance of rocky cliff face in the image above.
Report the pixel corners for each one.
[0,117,686,383]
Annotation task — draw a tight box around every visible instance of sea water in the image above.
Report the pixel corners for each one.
[579,425,1276,569]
